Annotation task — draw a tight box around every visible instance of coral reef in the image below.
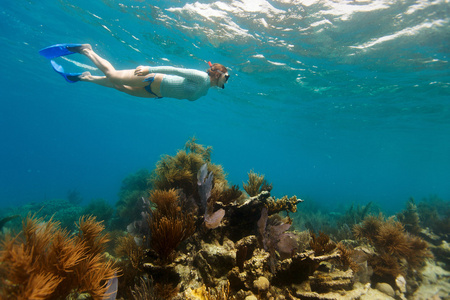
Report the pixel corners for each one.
[8,138,448,299]
[0,214,119,299]
[116,139,384,299]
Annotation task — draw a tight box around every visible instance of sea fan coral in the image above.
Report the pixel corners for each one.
[257,207,297,272]
[126,196,152,248]
[0,214,119,300]
[198,163,225,229]
[198,163,214,212]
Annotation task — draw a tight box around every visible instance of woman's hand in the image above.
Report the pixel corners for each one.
[135,66,150,76]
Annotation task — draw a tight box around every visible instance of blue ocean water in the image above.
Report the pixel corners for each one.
[0,0,449,214]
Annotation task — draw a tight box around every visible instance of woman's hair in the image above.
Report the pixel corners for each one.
[207,63,227,77]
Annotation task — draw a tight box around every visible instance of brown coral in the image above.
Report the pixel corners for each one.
[151,138,227,198]
[150,189,181,218]
[0,214,119,300]
[211,184,243,206]
[115,234,145,270]
[370,252,403,278]
[130,276,155,300]
[374,219,410,256]
[353,214,431,280]
[114,234,146,300]
[403,234,432,268]
[352,214,383,242]
[149,189,196,263]
[150,215,194,263]
[243,170,272,197]
[335,243,359,272]
[309,231,336,256]
[129,276,178,300]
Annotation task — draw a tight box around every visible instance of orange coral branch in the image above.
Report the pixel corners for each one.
[0,214,120,300]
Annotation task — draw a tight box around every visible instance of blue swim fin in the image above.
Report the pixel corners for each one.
[50,60,82,83]
[39,43,83,59]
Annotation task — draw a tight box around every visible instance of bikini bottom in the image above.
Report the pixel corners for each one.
[143,76,163,98]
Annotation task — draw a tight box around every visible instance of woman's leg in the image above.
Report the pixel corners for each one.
[115,85,156,98]
[79,72,115,88]
[79,72,157,98]
[69,44,148,87]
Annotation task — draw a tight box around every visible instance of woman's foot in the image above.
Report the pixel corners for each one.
[79,71,91,80]
[66,44,92,54]
[66,71,91,82]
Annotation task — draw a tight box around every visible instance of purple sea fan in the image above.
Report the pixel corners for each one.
[205,208,225,229]
[277,232,299,257]
[197,163,213,211]
[258,207,297,257]
[197,163,225,229]
[127,197,152,247]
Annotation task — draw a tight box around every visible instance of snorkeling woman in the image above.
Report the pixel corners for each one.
[40,43,229,101]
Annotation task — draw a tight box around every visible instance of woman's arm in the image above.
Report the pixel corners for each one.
[136,65,208,82]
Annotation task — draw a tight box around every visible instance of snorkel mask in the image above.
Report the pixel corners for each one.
[208,61,229,89]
